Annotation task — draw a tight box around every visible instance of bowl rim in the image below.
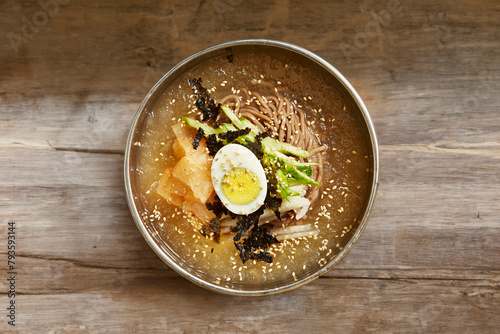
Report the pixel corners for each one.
[124,39,379,296]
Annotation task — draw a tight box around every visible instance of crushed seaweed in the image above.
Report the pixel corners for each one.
[206,195,229,219]
[206,195,281,264]
[245,140,264,160]
[206,128,254,156]
[264,186,282,220]
[247,130,268,159]
[188,78,221,125]
[218,127,251,143]
[192,128,205,150]
[206,134,224,156]
[256,131,270,141]
[235,225,279,264]
[230,207,279,264]
[231,208,263,242]
[201,217,221,243]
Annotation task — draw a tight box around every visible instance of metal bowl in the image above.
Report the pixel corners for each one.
[124,39,379,296]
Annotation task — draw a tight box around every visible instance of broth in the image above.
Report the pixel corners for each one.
[132,49,372,287]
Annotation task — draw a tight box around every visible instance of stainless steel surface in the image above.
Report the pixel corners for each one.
[124,39,379,295]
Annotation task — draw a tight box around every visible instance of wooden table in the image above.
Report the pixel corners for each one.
[2,0,499,332]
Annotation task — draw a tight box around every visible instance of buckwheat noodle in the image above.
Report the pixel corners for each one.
[217,82,327,225]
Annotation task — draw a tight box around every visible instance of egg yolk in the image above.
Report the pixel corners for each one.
[221,167,262,205]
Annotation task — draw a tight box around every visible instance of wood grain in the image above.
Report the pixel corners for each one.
[1,0,499,332]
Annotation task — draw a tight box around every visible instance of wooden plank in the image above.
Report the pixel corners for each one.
[1,272,499,333]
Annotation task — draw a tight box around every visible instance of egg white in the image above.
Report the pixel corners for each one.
[211,144,267,215]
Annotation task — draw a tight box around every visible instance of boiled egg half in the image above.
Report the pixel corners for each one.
[211,144,267,215]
